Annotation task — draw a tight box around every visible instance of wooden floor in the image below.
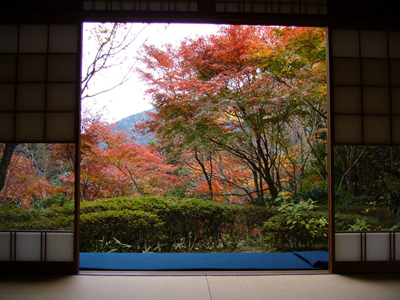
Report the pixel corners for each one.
[1,273,400,300]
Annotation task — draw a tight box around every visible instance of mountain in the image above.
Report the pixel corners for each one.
[112,109,156,145]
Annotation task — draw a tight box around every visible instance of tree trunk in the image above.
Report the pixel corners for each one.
[194,149,214,200]
[0,143,19,193]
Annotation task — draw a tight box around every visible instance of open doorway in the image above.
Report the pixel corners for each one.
[77,23,331,271]
[0,23,331,271]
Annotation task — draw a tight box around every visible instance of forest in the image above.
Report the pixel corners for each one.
[1,25,399,252]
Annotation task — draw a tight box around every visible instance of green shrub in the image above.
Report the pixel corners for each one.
[220,205,276,250]
[80,209,165,252]
[165,199,226,251]
[334,212,384,231]
[294,186,329,205]
[0,203,74,230]
[31,194,70,209]
[262,197,328,251]
[335,206,399,230]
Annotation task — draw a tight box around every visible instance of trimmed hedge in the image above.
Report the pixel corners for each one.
[0,203,74,230]
[262,211,328,251]
[1,196,398,253]
[80,209,165,252]
[77,197,275,252]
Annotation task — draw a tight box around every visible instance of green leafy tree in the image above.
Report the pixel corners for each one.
[138,26,327,202]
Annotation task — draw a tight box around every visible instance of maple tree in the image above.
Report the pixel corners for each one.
[0,143,68,207]
[86,120,179,198]
[51,118,180,201]
[138,25,327,203]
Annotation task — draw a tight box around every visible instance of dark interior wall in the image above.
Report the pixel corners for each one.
[1,1,399,28]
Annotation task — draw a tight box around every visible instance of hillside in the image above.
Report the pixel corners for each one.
[112,109,155,145]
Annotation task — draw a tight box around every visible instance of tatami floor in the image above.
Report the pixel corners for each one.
[1,273,400,300]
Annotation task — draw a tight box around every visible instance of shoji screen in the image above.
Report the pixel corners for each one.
[0,24,79,143]
[215,0,327,14]
[331,30,400,145]
[0,23,80,273]
[83,0,198,11]
[82,0,327,14]
[330,29,400,272]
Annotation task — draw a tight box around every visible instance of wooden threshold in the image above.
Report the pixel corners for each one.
[79,269,330,276]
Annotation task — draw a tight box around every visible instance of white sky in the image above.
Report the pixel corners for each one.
[82,23,221,123]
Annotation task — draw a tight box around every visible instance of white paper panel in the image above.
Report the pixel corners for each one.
[17,55,47,82]
[362,59,390,86]
[0,25,18,53]
[46,232,74,262]
[147,1,162,11]
[305,5,319,14]
[111,2,119,10]
[110,2,120,10]
[175,1,195,11]
[396,233,400,261]
[360,31,388,58]
[223,3,238,12]
[254,4,269,13]
[83,2,93,10]
[118,2,136,10]
[335,233,362,261]
[182,2,196,11]
[46,113,75,142]
[333,58,361,86]
[362,87,390,114]
[279,4,293,14]
[0,232,11,261]
[334,115,362,144]
[244,3,264,13]
[334,87,362,114]
[47,55,77,82]
[389,32,400,58]
[0,113,15,141]
[94,1,108,10]
[332,30,359,58]
[15,113,45,141]
[272,4,280,13]
[47,84,76,111]
[16,84,46,111]
[0,84,15,111]
[144,0,157,10]
[124,2,140,10]
[49,25,78,54]
[391,60,400,86]
[392,117,400,144]
[15,232,42,261]
[282,3,294,14]
[363,116,391,144]
[19,25,48,53]
[0,55,17,82]
[216,3,226,12]
[366,232,391,261]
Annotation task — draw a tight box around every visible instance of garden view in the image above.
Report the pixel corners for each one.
[0,25,399,254]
